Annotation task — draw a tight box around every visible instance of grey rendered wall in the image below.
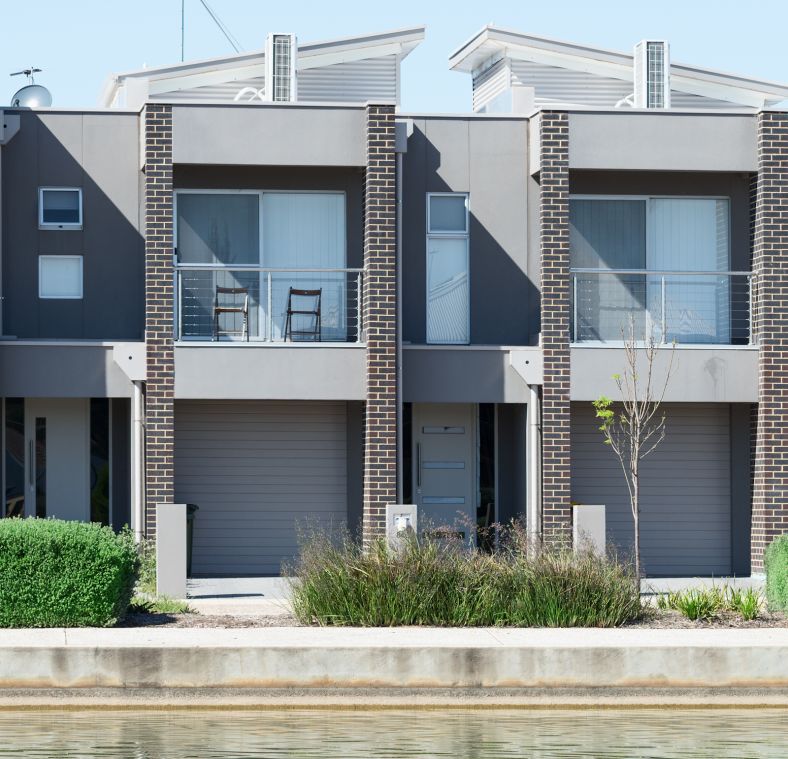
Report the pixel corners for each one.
[0,345,135,397]
[569,113,757,172]
[1,111,144,339]
[571,402,738,576]
[401,116,535,345]
[172,105,366,167]
[174,164,363,269]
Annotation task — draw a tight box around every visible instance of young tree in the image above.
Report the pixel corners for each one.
[592,319,675,578]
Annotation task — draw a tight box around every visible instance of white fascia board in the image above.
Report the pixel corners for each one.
[147,63,267,95]
[669,74,770,108]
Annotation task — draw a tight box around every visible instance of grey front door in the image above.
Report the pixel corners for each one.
[412,403,476,539]
[24,399,90,521]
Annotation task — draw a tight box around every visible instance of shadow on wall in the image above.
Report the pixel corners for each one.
[2,111,144,339]
[402,121,539,346]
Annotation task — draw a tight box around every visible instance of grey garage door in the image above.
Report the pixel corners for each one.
[571,403,731,576]
[175,400,347,576]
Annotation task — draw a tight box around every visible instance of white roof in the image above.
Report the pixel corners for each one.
[450,26,788,109]
[99,26,425,106]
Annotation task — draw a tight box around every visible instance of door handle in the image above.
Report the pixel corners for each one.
[416,443,421,489]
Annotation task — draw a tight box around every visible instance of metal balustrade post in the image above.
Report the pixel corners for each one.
[357,271,363,343]
[660,275,667,343]
[267,271,273,342]
[572,274,578,343]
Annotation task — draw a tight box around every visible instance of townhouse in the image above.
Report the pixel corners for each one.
[1,25,786,581]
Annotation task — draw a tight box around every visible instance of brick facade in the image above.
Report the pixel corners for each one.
[751,110,788,571]
[143,103,175,537]
[539,111,572,544]
[361,104,398,546]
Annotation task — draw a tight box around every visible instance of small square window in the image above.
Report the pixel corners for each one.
[39,188,82,229]
[428,194,467,234]
[39,255,83,299]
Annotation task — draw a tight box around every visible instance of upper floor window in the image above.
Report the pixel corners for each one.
[569,195,738,344]
[426,193,469,344]
[39,188,83,230]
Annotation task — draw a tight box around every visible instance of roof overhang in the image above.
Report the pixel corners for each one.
[450,26,788,109]
[100,25,425,106]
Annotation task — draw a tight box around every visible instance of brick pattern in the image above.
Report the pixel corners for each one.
[539,111,572,545]
[143,104,175,537]
[361,104,398,546]
[752,111,788,571]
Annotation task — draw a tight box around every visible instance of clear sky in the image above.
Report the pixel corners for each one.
[3,0,788,111]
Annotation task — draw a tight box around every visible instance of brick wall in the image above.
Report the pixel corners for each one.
[752,111,788,571]
[539,111,572,545]
[361,103,398,546]
[143,103,175,537]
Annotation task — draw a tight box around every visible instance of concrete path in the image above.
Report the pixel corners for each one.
[1,627,786,700]
[186,577,292,616]
[182,576,767,616]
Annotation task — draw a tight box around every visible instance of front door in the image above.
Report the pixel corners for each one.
[24,399,90,521]
[412,403,476,539]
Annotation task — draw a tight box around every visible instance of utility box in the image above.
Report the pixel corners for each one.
[573,504,606,556]
[386,504,418,549]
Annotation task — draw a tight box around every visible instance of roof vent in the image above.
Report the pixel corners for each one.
[265,33,297,102]
[633,40,670,108]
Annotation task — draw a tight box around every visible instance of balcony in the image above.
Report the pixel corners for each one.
[175,265,363,343]
[570,269,754,345]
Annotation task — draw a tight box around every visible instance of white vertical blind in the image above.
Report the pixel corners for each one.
[648,198,730,343]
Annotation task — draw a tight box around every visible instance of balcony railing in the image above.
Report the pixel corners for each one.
[570,269,754,345]
[175,265,363,343]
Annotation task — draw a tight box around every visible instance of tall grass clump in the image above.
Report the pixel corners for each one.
[290,524,641,627]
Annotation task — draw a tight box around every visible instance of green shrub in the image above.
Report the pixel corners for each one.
[0,518,139,627]
[290,525,641,627]
[765,535,788,612]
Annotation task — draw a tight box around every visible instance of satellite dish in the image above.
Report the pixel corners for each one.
[11,84,52,108]
[9,67,52,108]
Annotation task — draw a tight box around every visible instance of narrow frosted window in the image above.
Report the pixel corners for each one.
[39,255,83,299]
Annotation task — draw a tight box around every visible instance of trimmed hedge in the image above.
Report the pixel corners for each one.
[765,534,788,612]
[0,518,138,627]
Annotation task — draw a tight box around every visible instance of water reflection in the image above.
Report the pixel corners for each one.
[0,709,785,758]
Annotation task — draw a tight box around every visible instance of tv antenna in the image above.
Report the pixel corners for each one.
[10,67,42,83]
[180,0,242,61]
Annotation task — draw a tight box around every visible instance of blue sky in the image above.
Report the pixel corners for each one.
[3,0,788,111]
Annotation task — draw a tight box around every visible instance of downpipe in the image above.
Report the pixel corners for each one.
[527,383,542,550]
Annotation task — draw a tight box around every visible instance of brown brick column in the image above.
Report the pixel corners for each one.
[143,103,175,537]
[752,110,788,571]
[361,103,398,547]
[539,111,572,545]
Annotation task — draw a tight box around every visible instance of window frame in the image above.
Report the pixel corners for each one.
[425,192,470,345]
[569,194,732,272]
[38,255,84,300]
[38,187,83,230]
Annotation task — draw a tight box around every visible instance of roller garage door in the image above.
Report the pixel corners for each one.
[175,401,347,576]
[571,403,731,576]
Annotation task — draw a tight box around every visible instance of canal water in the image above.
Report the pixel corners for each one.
[0,708,785,757]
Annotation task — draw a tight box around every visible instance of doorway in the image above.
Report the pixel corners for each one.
[22,399,90,521]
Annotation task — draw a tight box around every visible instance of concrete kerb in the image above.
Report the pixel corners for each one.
[0,628,787,700]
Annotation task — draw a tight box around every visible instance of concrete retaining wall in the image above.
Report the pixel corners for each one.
[1,628,787,691]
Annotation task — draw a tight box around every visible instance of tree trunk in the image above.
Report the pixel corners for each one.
[633,475,641,580]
